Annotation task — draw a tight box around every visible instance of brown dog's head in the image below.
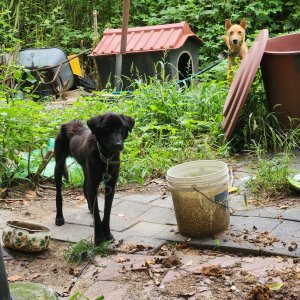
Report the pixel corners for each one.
[223,18,246,49]
[87,112,135,153]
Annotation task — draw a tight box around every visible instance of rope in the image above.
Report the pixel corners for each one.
[176,50,228,85]
[192,186,229,209]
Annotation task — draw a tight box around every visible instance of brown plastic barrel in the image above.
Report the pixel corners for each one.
[261,32,300,127]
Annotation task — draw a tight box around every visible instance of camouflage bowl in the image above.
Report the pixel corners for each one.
[2,221,50,252]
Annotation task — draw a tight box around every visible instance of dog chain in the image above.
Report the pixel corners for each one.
[55,261,90,298]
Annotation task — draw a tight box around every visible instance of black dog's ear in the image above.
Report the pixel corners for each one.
[87,115,103,134]
[121,115,135,132]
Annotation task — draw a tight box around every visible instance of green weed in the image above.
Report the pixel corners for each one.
[246,153,292,200]
[69,291,104,300]
[64,239,112,265]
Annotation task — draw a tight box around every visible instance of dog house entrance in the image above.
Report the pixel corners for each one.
[178,52,193,86]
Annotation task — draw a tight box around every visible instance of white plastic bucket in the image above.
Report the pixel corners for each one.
[167,160,230,237]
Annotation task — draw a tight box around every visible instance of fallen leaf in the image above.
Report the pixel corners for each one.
[115,256,130,263]
[268,282,284,291]
[186,260,193,267]
[176,242,188,250]
[30,273,41,279]
[8,275,23,282]
[202,265,224,277]
[288,241,298,251]
[228,186,238,193]
[145,258,156,266]
[160,244,169,252]
[247,285,273,299]
[25,190,36,199]
[297,273,300,279]
[279,206,289,209]
[152,268,165,273]
[69,267,80,276]
[178,290,196,298]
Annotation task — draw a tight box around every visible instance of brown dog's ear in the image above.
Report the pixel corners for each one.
[225,19,232,31]
[87,116,103,134]
[121,115,135,132]
[239,18,247,30]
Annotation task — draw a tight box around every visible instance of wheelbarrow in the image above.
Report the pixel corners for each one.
[18,48,91,98]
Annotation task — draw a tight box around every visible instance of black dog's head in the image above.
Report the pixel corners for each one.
[87,112,135,152]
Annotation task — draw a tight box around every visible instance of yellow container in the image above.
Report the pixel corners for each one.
[68,55,83,76]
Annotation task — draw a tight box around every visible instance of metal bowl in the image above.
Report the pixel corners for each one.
[2,221,50,252]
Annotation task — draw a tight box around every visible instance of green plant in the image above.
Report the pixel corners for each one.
[246,152,292,200]
[64,239,112,265]
[69,291,104,300]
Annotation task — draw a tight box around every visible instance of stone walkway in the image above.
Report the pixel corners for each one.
[1,175,300,258]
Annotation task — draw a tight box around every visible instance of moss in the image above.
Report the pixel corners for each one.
[10,282,57,300]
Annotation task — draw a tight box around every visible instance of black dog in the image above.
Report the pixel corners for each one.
[54,112,135,244]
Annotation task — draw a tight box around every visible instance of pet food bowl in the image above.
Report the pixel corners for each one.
[2,221,50,252]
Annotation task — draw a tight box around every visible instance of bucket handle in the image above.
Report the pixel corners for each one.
[192,186,229,209]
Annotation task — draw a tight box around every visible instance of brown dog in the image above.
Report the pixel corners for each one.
[54,112,135,245]
[222,18,248,70]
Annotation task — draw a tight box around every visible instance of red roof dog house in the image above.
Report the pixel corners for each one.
[91,22,202,89]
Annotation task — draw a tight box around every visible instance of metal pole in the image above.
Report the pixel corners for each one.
[0,244,12,300]
[114,0,130,92]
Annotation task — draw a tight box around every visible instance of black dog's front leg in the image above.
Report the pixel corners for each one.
[102,178,117,241]
[86,174,106,245]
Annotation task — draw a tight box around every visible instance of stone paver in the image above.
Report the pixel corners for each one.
[232,207,283,219]
[137,206,176,225]
[50,223,93,242]
[3,183,299,257]
[123,222,172,238]
[271,220,300,241]
[112,200,149,219]
[35,188,300,257]
[84,281,127,300]
[228,215,282,232]
[150,195,174,209]
[119,193,161,204]
[281,206,300,222]
[0,210,13,237]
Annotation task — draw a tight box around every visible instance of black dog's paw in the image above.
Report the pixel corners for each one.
[94,236,106,245]
[55,217,65,226]
[105,232,115,241]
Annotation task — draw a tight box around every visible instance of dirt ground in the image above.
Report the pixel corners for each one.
[1,184,300,299]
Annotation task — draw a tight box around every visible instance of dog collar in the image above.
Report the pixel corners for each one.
[96,141,121,165]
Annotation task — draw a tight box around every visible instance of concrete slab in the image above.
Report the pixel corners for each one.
[49,223,93,243]
[112,200,149,219]
[232,207,283,219]
[271,220,300,239]
[124,236,166,249]
[119,193,161,204]
[122,222,173,239]
[64,209,93,226]
[138,206,176,225]
[84,280,127,300]
[0,210,13,228]
[228,215,282,232]
[78,195,122,210]
[281,206,300,221]
[109,214,139,232]
[156,227,187,243]
[150,195,174,209]
[228,194,248,211]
